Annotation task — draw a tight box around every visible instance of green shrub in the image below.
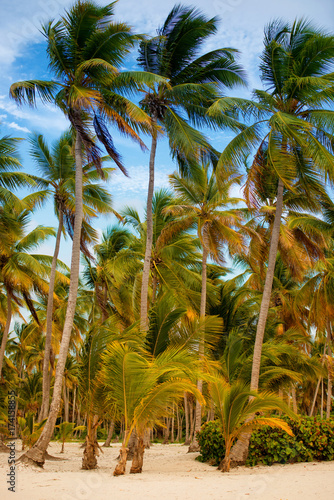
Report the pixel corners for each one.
[197,417,334,467]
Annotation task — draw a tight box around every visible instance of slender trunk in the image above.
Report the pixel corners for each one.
[63,381,69,423]
[170,404,175,443]
[184,393,190,445]
[291,385,298,414]
[327,322,332,420]
[0,291,12,377]
[39,211,63,422]
[251,178,284,391]
[189,244,208,452]
[163,417,171,444]
[309,343,327,417]
[72,386,76,423]
[189,398,194,443]
[228,178,284,467]
[321,378,324,419]
[19,133,84,467]
[103,420,114,447]
[140,118,157,331]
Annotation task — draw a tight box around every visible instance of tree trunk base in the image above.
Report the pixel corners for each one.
[219,457,231,472]
[222,433,251,469]
[45,451,64,461]
[113,447,128,476]
[18,446,46,467]
[130,437,145,474]
[0,441,10,453]
[82,437,100,470]
[187,439,200,453]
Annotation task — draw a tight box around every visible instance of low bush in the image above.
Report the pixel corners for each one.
[197,417,334,467]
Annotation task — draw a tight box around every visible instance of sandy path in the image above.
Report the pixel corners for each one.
[1,441,334,500]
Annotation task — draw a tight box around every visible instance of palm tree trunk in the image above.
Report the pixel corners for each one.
[291,384,298,414]
[140,117,157,331]
[189,244,208,452]
[228,178,284,466]
[130,434,145,474]
[251,177,284,391]
[0,290,12,377]
[103,420,114,447]
[19,133,84,467]
[184,393,190,445]
[82,415,99,469]
[327,321,332,420]
[321,378,324,419]
[63,380,69,422]
[72,385,76,423]
[39,211,63,422]
[309,343,327,417]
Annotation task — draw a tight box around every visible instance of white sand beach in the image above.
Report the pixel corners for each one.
[1,442,334,500]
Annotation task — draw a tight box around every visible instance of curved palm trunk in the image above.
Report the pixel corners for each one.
[0,290,12,378]
[309,342,327,417]
[19,134,84,467]
[102,420,114,447]
[228,178,284,466]
[140,119,157,331]
[39,210,63,422]
[114,430,129,476]
[188,245,208,452]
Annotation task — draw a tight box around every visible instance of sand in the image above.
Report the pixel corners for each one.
[1,441,334,500]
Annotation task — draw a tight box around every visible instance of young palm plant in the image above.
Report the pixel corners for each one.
[208,376,294,472]
[99,340,203,475]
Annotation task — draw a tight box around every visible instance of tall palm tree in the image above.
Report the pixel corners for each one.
[300,249,334,418]
[167,164,244,449]
[208,19,334,463]
[10,1,157,466]
[137,4,246,331]
[29,131,114,421]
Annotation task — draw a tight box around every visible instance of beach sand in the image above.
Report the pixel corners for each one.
[1,441,334,500]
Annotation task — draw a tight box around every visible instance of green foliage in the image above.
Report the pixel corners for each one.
[197,417,334,466]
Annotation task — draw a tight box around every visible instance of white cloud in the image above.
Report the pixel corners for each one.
[0,95,68,135]
[7,121,30,133]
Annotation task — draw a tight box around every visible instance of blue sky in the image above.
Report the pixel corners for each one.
[1,0,334,264]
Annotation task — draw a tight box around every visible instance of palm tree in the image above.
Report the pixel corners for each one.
[0,197,55,377]
[167,163,244,449]
[300,249,334,418]
[137,4,246,331]
[122,189,203,313]
[29,131,114,421]
[208,376,294,472]
[100,340,202,475]
[10,1,157,466]
[208,20,334,403]
[55,422,85,453]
